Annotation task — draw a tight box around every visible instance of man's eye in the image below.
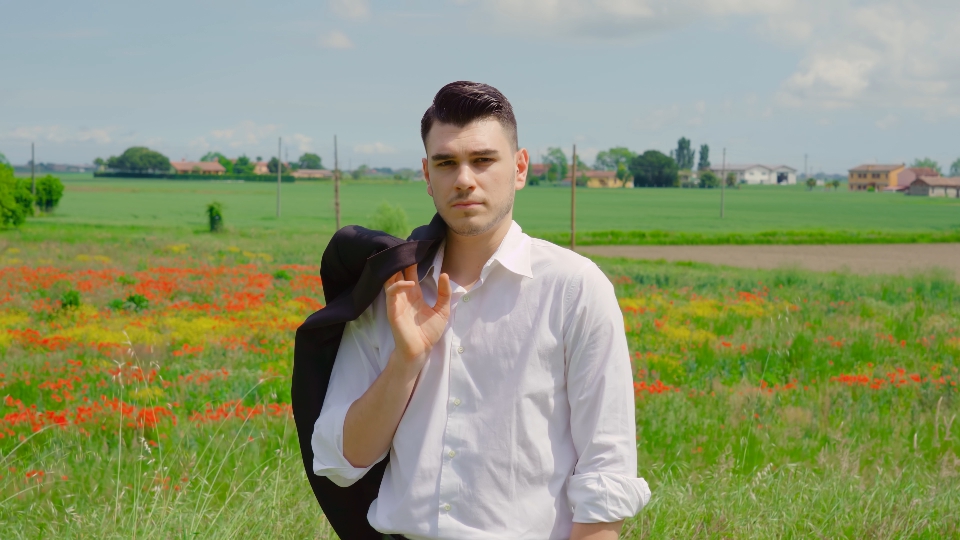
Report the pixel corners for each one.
[475,158,493,163]
[436,161,454,167]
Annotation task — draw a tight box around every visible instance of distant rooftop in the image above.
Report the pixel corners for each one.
[849,164,904,172]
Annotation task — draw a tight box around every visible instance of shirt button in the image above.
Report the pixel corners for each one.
[448,450,456,458]
[457,346,464,354]
[463,295,471,303]
[442,503,451,512]
[453,398,461,406]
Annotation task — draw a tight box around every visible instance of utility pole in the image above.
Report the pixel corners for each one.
[570,144,577,250]
[804,153,808,181]
[31,142,35,196]
[276,137,282,218]
[720,148,726,219]
[334,135,341,230]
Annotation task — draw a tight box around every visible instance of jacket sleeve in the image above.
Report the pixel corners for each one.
[311,297,388,487]
[563,262,651,523]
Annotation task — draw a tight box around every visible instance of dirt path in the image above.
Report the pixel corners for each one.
[578,244,960,279]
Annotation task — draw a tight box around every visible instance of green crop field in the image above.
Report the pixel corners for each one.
[11,175,960,245]
[2,177,959,538]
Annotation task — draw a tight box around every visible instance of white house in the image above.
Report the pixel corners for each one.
[710,164,797,185]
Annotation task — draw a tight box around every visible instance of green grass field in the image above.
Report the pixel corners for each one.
[2,177,960,538]
[12,175,960,244]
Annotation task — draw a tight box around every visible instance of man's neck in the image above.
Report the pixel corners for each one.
[441,215,513,291]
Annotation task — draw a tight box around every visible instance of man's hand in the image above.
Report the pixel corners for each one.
[342,265,451,468]
[384,265,452,365]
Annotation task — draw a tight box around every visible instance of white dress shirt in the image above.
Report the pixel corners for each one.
[312,221,650,540]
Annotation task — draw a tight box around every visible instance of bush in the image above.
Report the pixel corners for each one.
[698,171,720,189]
[0,164,34,227]
[273,269,292,280]
[109,294,150,312]
[35,175,64,213]
[60,290,81,309]
[206,202,224,232]
[368,202,410,238]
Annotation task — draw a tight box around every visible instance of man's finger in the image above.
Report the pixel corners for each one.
[402,264,418,283]
[434,273,452,317]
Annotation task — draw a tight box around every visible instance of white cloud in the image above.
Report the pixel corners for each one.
[468,0,960,112]
[319,30,354,49]
[287,133,315,153]
[208,121,280,148]
[875,114,899,130]
[354,142,397,154]
[330,0,370,20]
[0,125,116,144]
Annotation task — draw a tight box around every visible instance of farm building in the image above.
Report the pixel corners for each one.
[708,164,797,185]
[171,161,226,175]
[291,169,333,179]
[897,167,940,187]
[848,164,905,191]
[908,176,960,197]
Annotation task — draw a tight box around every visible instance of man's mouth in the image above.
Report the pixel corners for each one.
[452,201,482,209]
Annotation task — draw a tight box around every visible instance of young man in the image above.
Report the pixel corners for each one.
[312,81,650,539]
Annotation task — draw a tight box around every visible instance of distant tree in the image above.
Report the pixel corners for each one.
[911,157,942,175]
[352,164,369,180]
[255,156,262,162]
[543,147,568,183]
[298,152,323,170]
[93,157,105,170]
[674,137,695,171]
[0,151,9,166]
[629,150,679,187]
[698,170,719,189]
[594,147,635,171]
[950,157,960,177]
[35,175,64,213]
[697,144,710,170]
[725,172,737,188]
[267,157,289,174]
[234,155,254,175]
[805,177,817,190]
[0,164,34,226]
[200,151,226,162]
[217,156,234,174]
[830,179,841,190]
[105,147,171,173]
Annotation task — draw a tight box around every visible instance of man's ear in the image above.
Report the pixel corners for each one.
[515,148,529,190]
[422,157,434,197]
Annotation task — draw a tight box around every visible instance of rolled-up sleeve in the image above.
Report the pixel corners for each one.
[311,301,388,487]
[563,262,652,523]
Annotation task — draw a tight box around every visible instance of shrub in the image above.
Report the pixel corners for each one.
[273,269,292,280]
[0,164,34,227]
[368,202,410,238]
[60,290,81,309]
[110,294,150,312]
[206,202,224,232]
[35,175,64,213]
[698,171,720,189]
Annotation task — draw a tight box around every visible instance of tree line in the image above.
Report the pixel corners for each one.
[528,138,729,188]
[94,147,325,175]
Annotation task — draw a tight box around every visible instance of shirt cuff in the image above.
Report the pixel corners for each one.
[311,402,387,487]
[567,472,652,523]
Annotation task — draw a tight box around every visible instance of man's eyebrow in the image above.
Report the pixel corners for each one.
[429,149,501,161]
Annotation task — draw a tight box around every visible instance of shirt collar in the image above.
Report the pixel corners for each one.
[422,220,533,284]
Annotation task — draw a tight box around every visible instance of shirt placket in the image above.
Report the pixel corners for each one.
[436,275,485,530]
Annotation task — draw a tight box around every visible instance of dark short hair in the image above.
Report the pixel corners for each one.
[420,81,518,149]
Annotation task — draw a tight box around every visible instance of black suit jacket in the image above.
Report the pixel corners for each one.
[292,214,446,540]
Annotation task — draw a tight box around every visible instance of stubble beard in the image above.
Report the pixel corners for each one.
[441,189,515,237]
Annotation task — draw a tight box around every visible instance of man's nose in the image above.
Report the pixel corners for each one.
[454,164,477,190]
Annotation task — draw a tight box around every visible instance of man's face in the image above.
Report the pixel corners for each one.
[422,119,528,237]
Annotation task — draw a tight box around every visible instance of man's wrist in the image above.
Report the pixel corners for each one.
[386,350,427,381]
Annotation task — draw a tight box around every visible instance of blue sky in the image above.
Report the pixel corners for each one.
[2,0,958,174]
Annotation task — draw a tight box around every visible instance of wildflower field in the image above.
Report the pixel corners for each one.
[1,228,959,538]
